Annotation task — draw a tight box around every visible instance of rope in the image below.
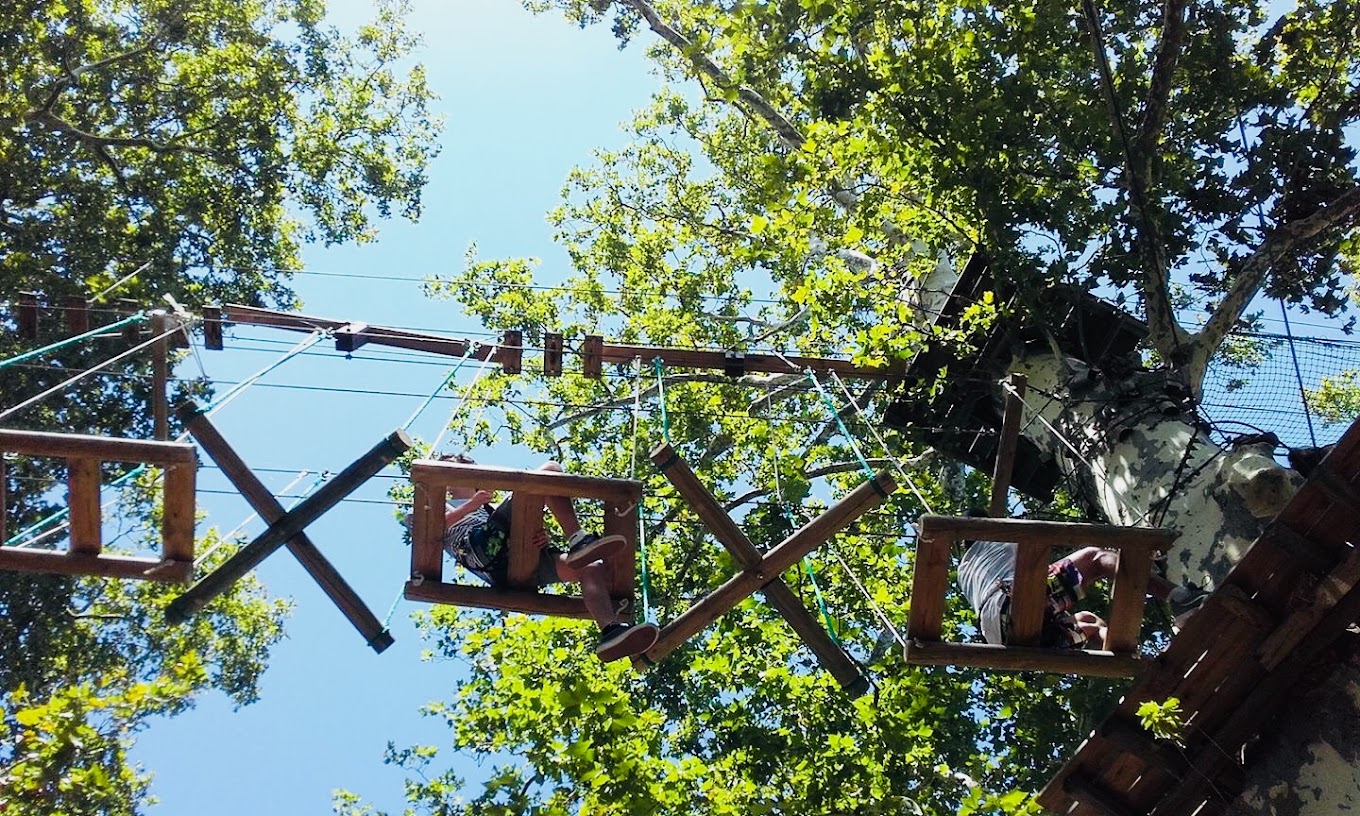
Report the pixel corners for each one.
[630,357,654,623]
[1279,301,1318,448]
[772,445,838,643]
[430,347,499,454]
[401,349,474,431]
[0,320,181,422]
[203,330,326,419]
[805,370,875,480]
[828,370,934,514]
[90,262,152,303]
[196,471,327,566]
[653,357,672,445]
[0,312,147,372]
[380,585,407,631]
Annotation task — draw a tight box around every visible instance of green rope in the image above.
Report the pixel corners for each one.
[402,349,473,432]
[0,312,147,371]
[806,370,874,480]
[653,357,671,445]
[381,585,406,632]
[771,443,839,643]
[630,357,655,623]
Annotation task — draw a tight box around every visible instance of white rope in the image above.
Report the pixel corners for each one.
[430,346,499,454]
[832,548,907,657]
[197,470,326,566]
[90,261,152,303]
[203,330,326,419]
[828,370,935,515]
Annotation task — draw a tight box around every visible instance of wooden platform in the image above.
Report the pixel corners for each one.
[0,429,196,582]
[404,461,642,618]
[905,516,1172,677]
[1038,417,1360,815]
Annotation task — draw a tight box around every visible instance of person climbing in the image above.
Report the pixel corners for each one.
[427,454,660,662]
[956,514,1207,649]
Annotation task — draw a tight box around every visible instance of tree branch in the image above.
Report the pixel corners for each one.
[25,109,224,159]
[1136,0,1191,175]
[1187,184,1360,385]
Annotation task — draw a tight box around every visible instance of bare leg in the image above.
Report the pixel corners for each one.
[555,557,619,629]
[1073,610,1107,647]
[536,461,583,538]
[1063,546,1174,600]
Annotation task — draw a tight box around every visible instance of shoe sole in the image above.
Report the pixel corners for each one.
[595,623,660,662]
[563,533,627,569]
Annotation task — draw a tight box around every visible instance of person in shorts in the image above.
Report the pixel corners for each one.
[435,454,660,662]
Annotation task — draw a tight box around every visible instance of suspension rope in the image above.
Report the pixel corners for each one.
[0,312,148,372]
[828,370,935,515]
[630,357,654,623]
[653,357,672,445]
[401,348,474,431]
[203,330,325,419]
[805,370,875,480]
[772,444,838,644]
[430,346,499,454]
[196,471,328,567]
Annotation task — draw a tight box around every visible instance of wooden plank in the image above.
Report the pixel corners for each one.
[597,344,908,379]
[601,499,636,602]
[1262,521,1337,576]
[989,373,1026,517]
[582,335,603,378]
[1256,542,1360,670]
[906,532,952,641]
[903,641,1144,677]
[649,443,866,693]
[506,494,545,587]
[919,515,1175,551]
[411,460,642,503]
[410,481,444,583]
[0,454,6,544]
[63,295,89,335]
[223,304,472,358]
[646,470,896,663]
[406,579,596,618]
[1103,546,1152,652]
[150,312,169,441]
[202,305,224,350]
[17,292,39,339]
[0,429,195,466]
[0,548,192,582]
[543,332,563,377]
[1065,773,1142,816]
[67,457,102,555]
[1009,540,1051,647]
[166,428,412,622]
[497,330,522,375]
[334,322,370,352]
[160,460,197,563]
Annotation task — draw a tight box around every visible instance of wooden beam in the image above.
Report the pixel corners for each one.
[63,295,89,335]
[600,499,636,601]
[497,330,522,375]
[646,470,896,663]
[598,344,908,379]
[67,458,102,555]
[650,443,867,694]
[1008,540,1051,647]
[1263,521,1337,576]
[1103,546,1152,653]
[410,461,642,504]
[202,305,224,350]
[334,322,370,353]
[906,531,952,642]
[1256,542,1360,670]
[160,460,197,564]
[410,480,444,584]
[904,641,1145,677]
[177,404,394,651]
[150,312,169,440]
[543,332,563,377]
[0,429,196,466]
[989,373,1026,517]
[0,454,6,544]
[166,428,412,623]
[582,335,603,378]
[1064,772,1143,816]
[405,579,598,619]
[17,292,39,340]
[506,494,546,587]
[1313,464,1360,514]
[224,304,473,358]
[0,548,192,583]
[918,515,1175,551]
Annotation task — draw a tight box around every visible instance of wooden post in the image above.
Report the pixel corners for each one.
[645,470,896,663]
[150,312,169,441]
[543,332,563,377]
[601,499,637,604]
[67,458,103,555]
[202,305,224,350]
[1,454,7,544]
[64,295,89,335]
[119,299,142,346]
[1102,547,1153,652]
[506,493,546,586]
[650,443,867,693]
[498,330,522,375]
[989,373,1026,517]
[160,459,197,564]
[166,428,412,623]
[176,404,395,651]
[1008,541,1051,647]
[582,335,603,378]
[18,292,39,340]
[410,480,445,584]
[906,532,952,642]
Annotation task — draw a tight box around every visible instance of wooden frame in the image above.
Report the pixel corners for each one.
[0,429,197,582]
[905,515,1172,677]
[405,460,643,619]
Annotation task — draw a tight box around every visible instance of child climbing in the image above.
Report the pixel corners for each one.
[431,454,660,662]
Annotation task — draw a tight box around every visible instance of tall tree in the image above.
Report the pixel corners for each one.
[340,0,1358,813]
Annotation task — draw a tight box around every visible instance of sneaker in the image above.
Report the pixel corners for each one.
[563,532,627,569]
[1168,584,1209,617]
[595,622,660,662]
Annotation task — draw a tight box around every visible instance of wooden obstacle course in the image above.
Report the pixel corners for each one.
[1038,417,1360,816]
[404,460,641,619]
[649,443,868,695]
[0,429,197,582]
[905,515,1173,677]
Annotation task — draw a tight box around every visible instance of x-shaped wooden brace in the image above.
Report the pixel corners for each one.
[165,402,411,652]
[646,443,897,696]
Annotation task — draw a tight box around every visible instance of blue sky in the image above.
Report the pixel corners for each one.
[131,3,665,813]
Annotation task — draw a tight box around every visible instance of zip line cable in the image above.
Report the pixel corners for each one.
[770,441,839,644]
[0,312,148,372]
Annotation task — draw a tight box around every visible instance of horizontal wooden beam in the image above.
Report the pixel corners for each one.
[0,429,196,466]
[410,461,643,503]
[404,580,631,620]
[904,641,1145,678]
[225,304,474,359]
[0,548,192,583]
[918,515,1176,551]
[599,344,906,379]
